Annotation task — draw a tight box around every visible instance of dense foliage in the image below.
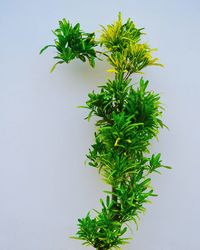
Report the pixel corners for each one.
[40,18,97,72]
[41,13,170,250]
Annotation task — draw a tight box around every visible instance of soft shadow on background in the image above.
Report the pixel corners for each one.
[0,0,200,249]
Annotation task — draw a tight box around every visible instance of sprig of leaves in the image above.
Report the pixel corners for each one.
[108,44,163,75]
[40,18,97,72]
[99,12,163,77]
[100,12,144,52]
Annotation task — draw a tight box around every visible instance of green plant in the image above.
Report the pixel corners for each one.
[40,13,171,250]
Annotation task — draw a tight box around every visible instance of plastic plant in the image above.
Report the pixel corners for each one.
[40,13,171,250]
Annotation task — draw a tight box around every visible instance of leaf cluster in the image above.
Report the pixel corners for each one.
[108,44,163,75]
[100,12,143,52]
[73,197,130,250]
[40,18,97,72]
[85,77,167,188]
[85,77,164,140]
[100,13,163,76]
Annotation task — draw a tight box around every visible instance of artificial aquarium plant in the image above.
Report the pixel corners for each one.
[40,13,171,250]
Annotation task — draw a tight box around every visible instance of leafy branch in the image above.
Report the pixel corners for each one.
[40,18,98,71]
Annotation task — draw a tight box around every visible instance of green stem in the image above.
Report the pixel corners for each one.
[112,186,117,204]
[95,50,109,58]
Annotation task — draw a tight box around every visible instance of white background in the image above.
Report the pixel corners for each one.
[1,0,200,249]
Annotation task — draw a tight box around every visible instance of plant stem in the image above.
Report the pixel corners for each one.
[95,50,109,58]
[112,186,117,204]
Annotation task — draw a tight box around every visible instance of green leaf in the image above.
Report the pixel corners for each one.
[39,45,55,54]
[50,61,64,73]
[89,56,95,68]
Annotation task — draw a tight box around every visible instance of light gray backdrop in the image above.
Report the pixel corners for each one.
[1,0,200,249]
